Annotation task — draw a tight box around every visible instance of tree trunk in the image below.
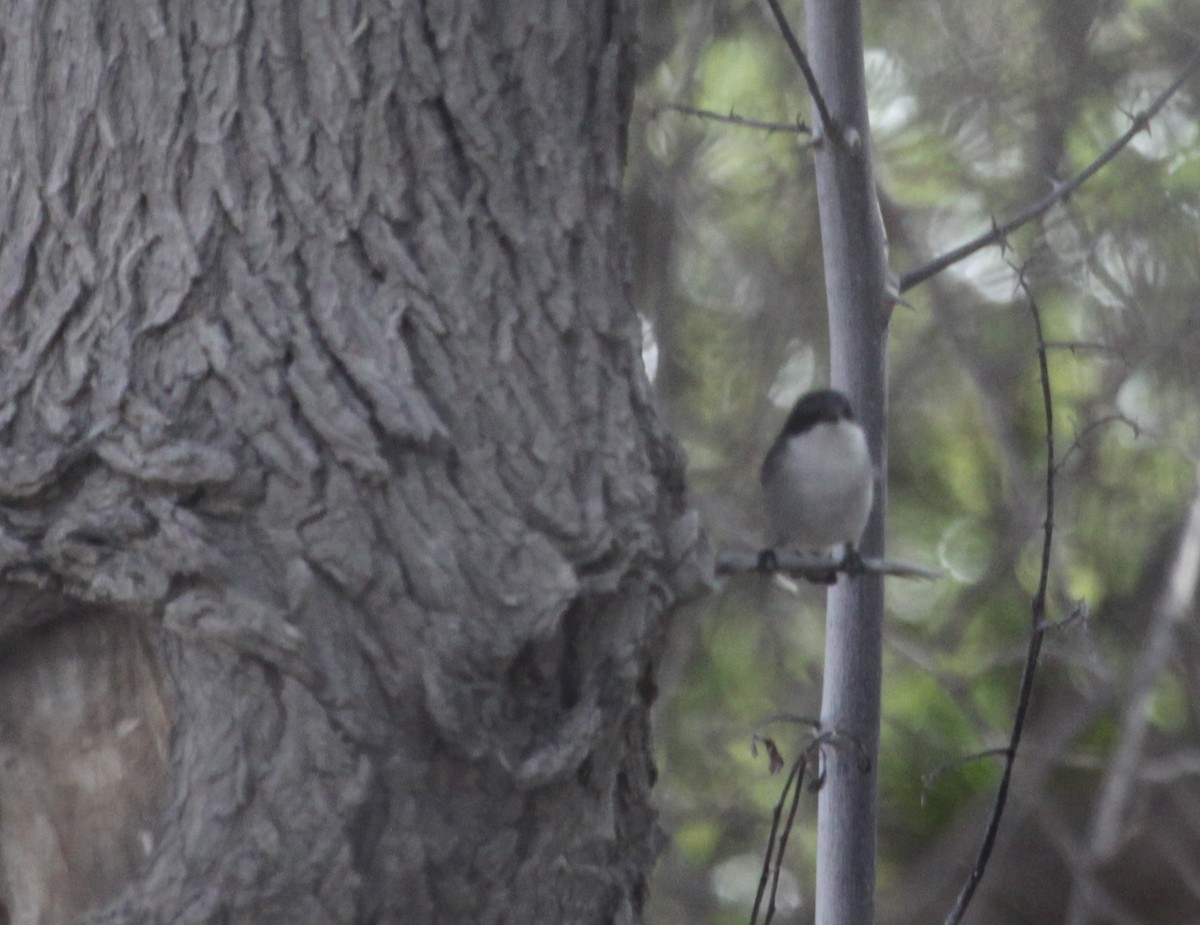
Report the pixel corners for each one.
[0,2,700,923]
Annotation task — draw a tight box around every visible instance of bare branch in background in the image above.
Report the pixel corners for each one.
[1064,471,1200,925]
[1139,750,1200,784]
[920,748,1011,798]
[943,277,1057,925]
[900,44,1200,293]
[1055,412,1142,474]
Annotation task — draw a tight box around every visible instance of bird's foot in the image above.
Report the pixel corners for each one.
[757,548,780,573]
[841,543,867,577]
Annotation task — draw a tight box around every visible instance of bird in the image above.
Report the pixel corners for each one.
[759,388,874,581]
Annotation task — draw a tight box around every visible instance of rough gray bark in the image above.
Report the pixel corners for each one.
[805,1,889,924]
[0,2,701,923]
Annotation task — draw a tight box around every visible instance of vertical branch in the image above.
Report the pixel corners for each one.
[943,285,1055,925]
[803,3,889,925]
[1089,478,1200,854]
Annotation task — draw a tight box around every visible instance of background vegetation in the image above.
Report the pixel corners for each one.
[628,1,1200,922]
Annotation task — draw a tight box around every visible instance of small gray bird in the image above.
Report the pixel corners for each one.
[759,389,874,578]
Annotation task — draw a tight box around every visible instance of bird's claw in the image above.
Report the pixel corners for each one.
[842,544,867,577]
[757,548,780,573]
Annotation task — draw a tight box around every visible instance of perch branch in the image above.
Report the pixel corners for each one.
[716,550,941,581]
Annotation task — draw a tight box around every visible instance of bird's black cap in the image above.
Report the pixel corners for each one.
[781,388,856,437]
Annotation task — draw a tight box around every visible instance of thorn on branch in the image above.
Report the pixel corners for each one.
[990,216,1010,255]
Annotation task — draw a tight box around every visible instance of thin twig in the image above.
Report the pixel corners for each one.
[753,714,823,740]
[650,102,812,135]
[1054,412,1141,473]
[760,0,835,137]
[1039,597,1089,632]
[901,43,1200,293]
[1086,471,1200,857]
[766,756,807,925]
[942,275,1055,925]
[921,747,1011,796]
[1040,340,1121,354]
[748,726,876,924]
[751,753,808,925]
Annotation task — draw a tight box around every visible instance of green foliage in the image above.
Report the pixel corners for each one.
[632,0,1200,921]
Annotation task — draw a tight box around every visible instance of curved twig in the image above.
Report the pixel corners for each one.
[942,273,1055,925]
[920,747,1011,797]
[901,44,1200,293]
[1054,412,1141,474]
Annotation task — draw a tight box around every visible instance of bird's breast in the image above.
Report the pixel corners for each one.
[761,421,874,549]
